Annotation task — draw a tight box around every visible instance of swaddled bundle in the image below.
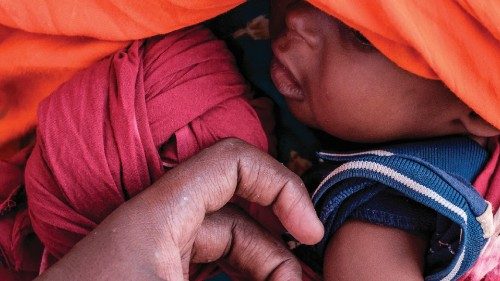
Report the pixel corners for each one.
[24,25,268,264]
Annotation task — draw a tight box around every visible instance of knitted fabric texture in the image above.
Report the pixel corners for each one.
[307,137,492,281]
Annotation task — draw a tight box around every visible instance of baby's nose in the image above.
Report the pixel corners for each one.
[285,1,321,47]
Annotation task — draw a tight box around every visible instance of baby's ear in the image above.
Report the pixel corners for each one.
[463,111,500,138]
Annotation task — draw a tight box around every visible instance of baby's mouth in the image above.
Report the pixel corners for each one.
[270,57,305,101]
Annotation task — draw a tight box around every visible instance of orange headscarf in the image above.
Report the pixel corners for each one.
[0,0,244,154]
[0,0,499,152]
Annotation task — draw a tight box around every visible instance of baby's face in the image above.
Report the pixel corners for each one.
[270,1,499,143]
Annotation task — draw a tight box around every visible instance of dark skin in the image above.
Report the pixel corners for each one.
[269,1,500,281]
[36,139,324,280]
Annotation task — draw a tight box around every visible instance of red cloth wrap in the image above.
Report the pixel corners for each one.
[0,145,41,280]
[24,25,267,263]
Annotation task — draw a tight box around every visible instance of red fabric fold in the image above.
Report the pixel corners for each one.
[460,137,500,281]
[0,145,41,280]
[24,25,267,265]
[473,137,500,212]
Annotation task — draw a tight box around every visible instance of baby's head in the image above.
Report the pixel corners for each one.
[270,1,499,143]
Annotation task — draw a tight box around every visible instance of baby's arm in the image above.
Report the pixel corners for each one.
[323,220,426,281]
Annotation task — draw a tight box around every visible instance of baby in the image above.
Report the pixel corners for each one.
[268,1,499,281]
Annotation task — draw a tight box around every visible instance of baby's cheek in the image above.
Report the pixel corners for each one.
[286,98,317,127]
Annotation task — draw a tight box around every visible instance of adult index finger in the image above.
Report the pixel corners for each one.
[192,205,302,281]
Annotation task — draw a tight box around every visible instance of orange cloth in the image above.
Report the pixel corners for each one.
[0,0,499,147]
[0,26,126,150]
[1,0,498,150]
[0,0,244,149]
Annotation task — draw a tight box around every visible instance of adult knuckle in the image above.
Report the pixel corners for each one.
[215,138,247,154]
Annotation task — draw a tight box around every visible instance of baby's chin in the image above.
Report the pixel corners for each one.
[283,97,319,128]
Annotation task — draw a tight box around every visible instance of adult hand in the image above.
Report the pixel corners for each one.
[36,139,324,280]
